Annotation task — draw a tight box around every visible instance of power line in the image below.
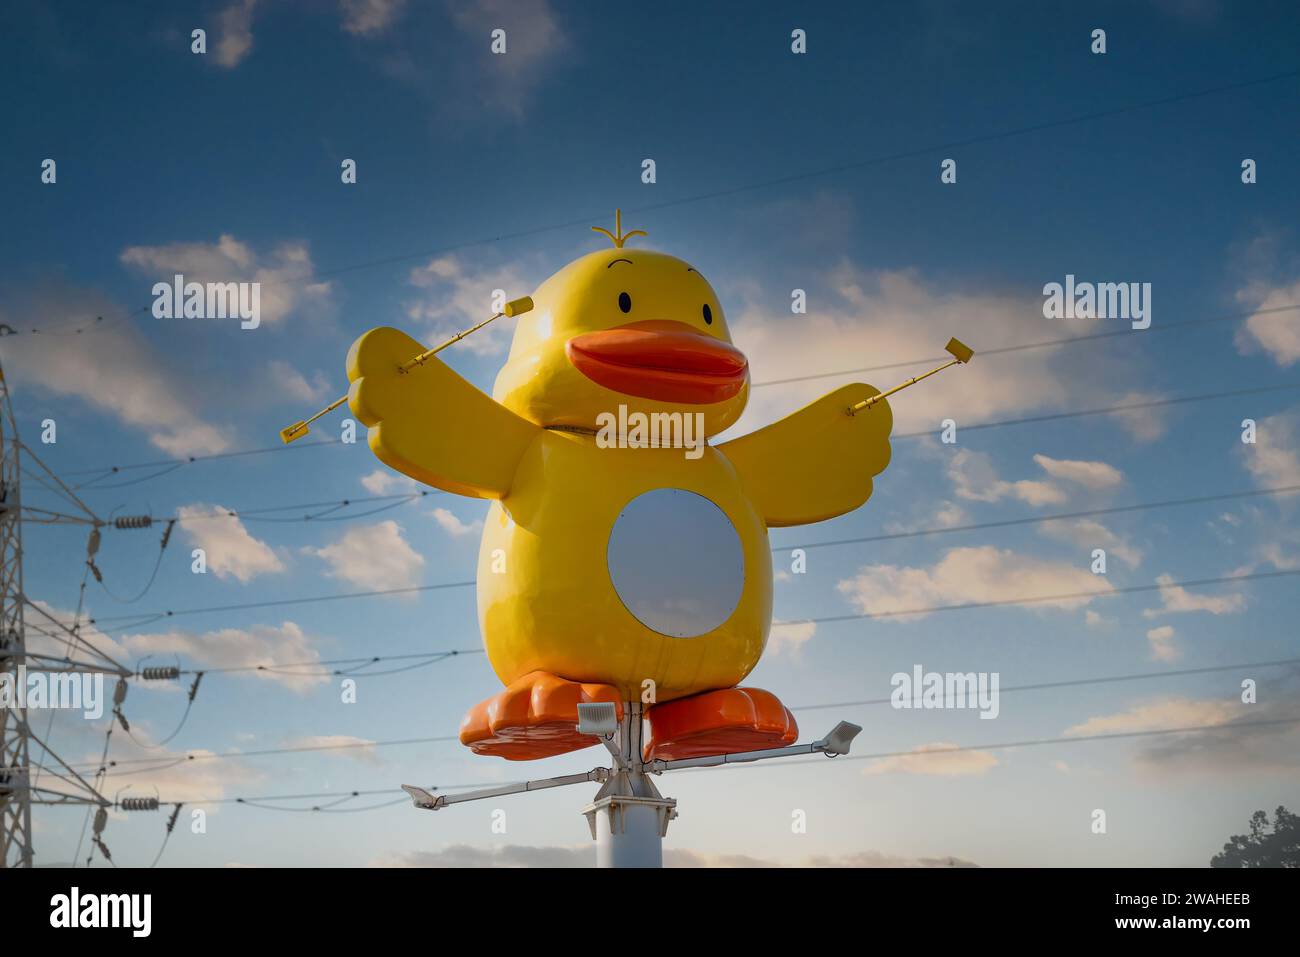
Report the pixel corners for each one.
[96,734,463,772]
[64,437,340,481]
[139,715,1300,812]
[790,568,1300,625]
[6,642,479,684]
[692,717,1300,776]
[790,657,1300,712]
[750,303,1300,389]
[8,69,1295,341]
[894,381,1300,440]
[21,489,438,530]
[47,653,1289,771]
[22,388,1295,553]
[30,348,1300,499]
[166,781,504,809]
[168,490,435,525]
[771,482,1300,553]
[86,580,477,628]
[85,564,1297,631]
[175,646,482,677]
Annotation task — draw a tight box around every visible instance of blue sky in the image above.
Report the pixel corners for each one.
[2,0,1298,867]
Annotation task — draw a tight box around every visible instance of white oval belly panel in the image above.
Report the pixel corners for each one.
[606,487,745,639]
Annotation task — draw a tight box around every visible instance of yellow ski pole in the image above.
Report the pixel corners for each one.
[847,337,974,415]
[279,295,534,444]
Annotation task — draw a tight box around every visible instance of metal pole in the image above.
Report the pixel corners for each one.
[582,701,676,868]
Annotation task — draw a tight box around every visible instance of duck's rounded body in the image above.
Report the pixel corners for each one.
[478,429,772,703]
[346,215,895,760]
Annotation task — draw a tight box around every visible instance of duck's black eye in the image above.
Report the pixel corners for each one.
[702,303,713,325]
[618,292,632,314]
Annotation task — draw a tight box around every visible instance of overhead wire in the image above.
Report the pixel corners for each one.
[5,68,1296,339]
[771,482,1300,553]
[85,566,1299,631]
[135,716,1300,815]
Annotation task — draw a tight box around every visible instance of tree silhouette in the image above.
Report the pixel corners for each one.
[1210,806,1299,868]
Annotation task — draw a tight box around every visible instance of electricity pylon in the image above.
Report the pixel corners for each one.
[0,360,123,867]
[0,360,34,867]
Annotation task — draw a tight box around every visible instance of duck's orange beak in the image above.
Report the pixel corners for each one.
[565,320,749,405]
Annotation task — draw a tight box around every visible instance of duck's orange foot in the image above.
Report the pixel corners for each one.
[644,687,798,762]
[459,671,623,761]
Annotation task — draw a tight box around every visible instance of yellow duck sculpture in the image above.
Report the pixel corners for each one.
[345,215,895,762]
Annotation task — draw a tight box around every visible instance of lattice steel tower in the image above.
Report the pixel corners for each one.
[0,360,33,867]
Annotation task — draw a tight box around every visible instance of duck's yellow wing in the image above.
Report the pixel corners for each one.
[717,384,892,528]
[346,327,539,500]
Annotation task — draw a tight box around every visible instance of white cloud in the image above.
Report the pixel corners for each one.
[1032,454,1123,489]
[285,734,382,764]
[1142,573,1246,618]
[361,469,419,494]
[1125,686,1300,775]
[120,234,332,326]
[1039,518,1141,569]
[931,501,968,527]
[836,545,1112,623]
[1146,625,1180,663]
[27,601,131,665]
[946,449,1064,506]
[376,844,977,867]
[340,0,407,35]
[1064,696,1240,737]
[30,601,326,694]
[215,0,259,68]
[945,450,1123,509]
[862,742,999,776]
[729,268,1078,439]
[404,254,535,356]
[178,504,285,583]
[305,520,424,590]
[445,0,568,116]
[884,500,968,535]
[0,288,233,456]
[1234,278,1300,367]
[1239,410,1300,490]
[431,507,482,537]
[1109,390,1170,442]
[100,732,265,805]
[1257,542,1300,571]
[267,360,331,403]
[123,621,328,693]
[768,620,815,656]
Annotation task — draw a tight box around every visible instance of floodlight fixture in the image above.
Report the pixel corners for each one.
[816,721,862,757]
[576,701,620,738]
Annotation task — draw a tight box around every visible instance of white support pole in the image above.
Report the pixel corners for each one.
[587,780,673,868]
[581,701,675,869]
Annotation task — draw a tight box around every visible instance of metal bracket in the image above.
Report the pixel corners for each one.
[582,792,677,840]
[647,721,863,773]
[401,767,609,811]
